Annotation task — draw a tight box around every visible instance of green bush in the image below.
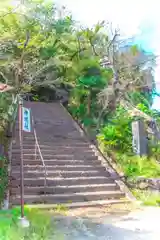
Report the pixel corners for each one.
[133,190,160,206]
[114,153,160,179]
[149,141,160,161]
[0,207,55,240]
[97,109,132,153]
[0,156,8,206]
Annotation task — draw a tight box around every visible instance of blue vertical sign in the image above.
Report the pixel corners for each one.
[22,107,31,132]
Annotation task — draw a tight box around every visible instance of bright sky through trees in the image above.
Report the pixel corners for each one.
[56,0,160,109]
[6,0,160,109]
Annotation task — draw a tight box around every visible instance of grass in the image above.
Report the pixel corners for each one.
[98,145,160,206]
[133,189,160,207]
[0,206,59,240]
[113,153,160,206]
[114,153,160,179]
[0,156,8,206]
[98,140,160,179]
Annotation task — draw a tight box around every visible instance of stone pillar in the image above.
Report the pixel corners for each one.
[132,120,148,156]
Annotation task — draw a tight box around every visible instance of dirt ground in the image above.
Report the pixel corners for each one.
[50,202,160,239]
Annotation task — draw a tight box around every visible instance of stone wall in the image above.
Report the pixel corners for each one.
[127,177,160,191]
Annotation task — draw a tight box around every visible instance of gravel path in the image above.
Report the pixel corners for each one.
[53,206,160,239]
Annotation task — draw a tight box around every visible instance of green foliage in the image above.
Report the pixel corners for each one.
[0,95,18,206]
[114,153,160,178]
[130,44,139,56]
[0,156,8,206]
[0,1,74,95]
[133,190,160,206]
[97,107,133,152]
[69,64,110,131]
[0,93,12,128]
[69,103,86,119]
[0,207,56,240]
[137,102,160,119]
[32,94,39,101]
[0,0,159,208]
[78,75,105,89]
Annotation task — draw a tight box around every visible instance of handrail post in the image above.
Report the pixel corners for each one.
[35,141,37,161]
[19,97,24,219]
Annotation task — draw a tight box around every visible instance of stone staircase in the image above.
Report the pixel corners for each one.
[10,102,128,208]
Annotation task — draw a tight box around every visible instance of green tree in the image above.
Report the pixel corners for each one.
[0,0,74,96]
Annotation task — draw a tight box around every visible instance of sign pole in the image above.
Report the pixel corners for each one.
[19,97,24,219]
[18,97,31,228]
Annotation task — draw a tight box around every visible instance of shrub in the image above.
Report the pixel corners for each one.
[133,190,160,206]
[0,156,8,206]
[110,152,160,179]
[0,207,55,240]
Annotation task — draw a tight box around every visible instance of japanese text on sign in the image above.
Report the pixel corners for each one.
[22,107,31,132]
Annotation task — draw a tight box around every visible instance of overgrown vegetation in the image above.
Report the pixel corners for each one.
[0,156,8,206]
[0,207,59,240]
[0,94,13,207]
[133,190,160,206]
[0,93,17,206]
[0,0,160,207]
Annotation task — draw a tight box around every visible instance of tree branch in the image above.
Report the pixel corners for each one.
[0,4,21,19]
[70,47,86,60]
[88,37,98,56]
[0,72,9,84]
[20,30,30,69]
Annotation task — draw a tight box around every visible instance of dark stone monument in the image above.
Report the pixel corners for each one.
[132,120,148,156]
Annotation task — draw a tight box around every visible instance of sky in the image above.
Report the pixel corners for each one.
[56,0,160,109]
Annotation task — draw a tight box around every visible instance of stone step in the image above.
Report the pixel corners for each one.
[15,129,80,135]
[11,183,119,195]
[13,143,91,149]
[19,199,129,209]
[12,154,97,161]
[11,190,125,205]
[11,165,105,172]
[12,148,94,155]
[13,142,89,148]
[10,102,128,208]
[14,137,88,143]
[12,144,91,150]
[11,159,101,166]
[11,176,115,187]
[11,169,110,178]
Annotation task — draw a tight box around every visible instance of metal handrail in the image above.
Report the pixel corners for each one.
[32,116,48,194]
